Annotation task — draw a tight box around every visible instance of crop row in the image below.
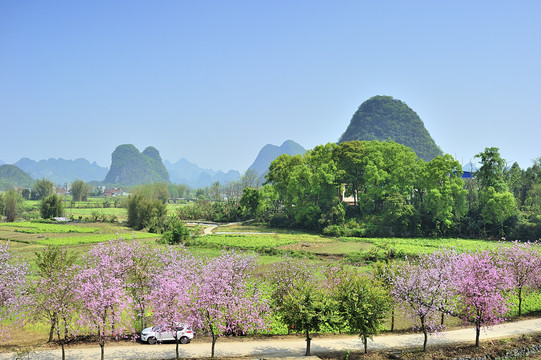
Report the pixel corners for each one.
[36,232,160,246]
[0,221,99,234]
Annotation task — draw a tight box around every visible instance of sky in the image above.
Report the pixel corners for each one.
[1,1,540,172]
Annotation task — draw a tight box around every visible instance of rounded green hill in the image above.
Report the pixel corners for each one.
[339,95,442,161]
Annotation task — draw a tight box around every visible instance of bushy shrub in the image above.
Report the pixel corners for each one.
[40,194,63,219]
[159,216,190,245]
[322,219,364,237]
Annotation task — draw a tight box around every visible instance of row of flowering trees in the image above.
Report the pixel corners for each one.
[1,240,269,360]
[1,239,541,358]
[388,241,541,350]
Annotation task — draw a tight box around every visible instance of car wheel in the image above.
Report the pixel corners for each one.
[147,337,157,345]
[180,336,190,344]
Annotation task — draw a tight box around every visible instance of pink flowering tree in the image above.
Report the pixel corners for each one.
[190,251,269,358]
[74,244,135,360]
[498,241,541,316]
[89,238,162,331]
[148,247,201,360]
[390,249,458,351]
[453,250,515,347]
[32,245,78,360]
[0,242,28,339]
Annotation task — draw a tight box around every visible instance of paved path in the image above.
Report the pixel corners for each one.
[2,318,541,360]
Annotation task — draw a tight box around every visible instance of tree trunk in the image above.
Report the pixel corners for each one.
[305,331,311,356]
[390,307,395,332]
[175,336,180,360]
[363,335,368,353]
[48,313,57,343]
[518,287,523,317]
[211,335,217,358]
[441,312,445,326]
[55,316,65,360]
[421,315,428,352]
[475,324,480,347]
[99,341,105,360]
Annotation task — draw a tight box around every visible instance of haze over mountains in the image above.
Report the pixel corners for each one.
[1,95,448,188]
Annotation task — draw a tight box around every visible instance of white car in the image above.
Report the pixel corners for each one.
[140,323,194,344]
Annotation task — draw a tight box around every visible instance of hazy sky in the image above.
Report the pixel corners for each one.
[1,1,540,172]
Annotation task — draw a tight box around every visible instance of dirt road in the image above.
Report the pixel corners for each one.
[2,318,541,360]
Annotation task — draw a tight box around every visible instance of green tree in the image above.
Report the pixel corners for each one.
[335,271,391,353]
[40,194,64,219]
[70,179,90,202]
[209,181,222,202]
[176,184,189,199]
[480,187,518,237]
[126,194,167,231]
[32,178,55,200]
[132,183,170,204]
[241,169,261,189]
[4,189,22,222]
[415,154,467,236]
[240,187,260,218]
[21,188,31,200]
[305,143,341,228]
[280,283,337,356]
[475,147,507,192]
[505,162,523,204]
[334,141,366,206]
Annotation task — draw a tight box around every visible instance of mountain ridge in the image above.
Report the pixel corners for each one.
[14,157,108,184]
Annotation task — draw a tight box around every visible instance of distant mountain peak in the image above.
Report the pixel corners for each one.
[339,95,442,161]
[103,144,170,185]
[248,140,306,177]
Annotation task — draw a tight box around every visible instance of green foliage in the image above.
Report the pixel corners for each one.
[126,193,167,231]
[335,271,391,353]
[70,179,90,202]
[132,183,170,204]
[280,283,337,355]
[4,189,22,222]
[40,194,63,219]
[480,187,518,236]
[32,178,54,200]
[160,216,190,245]
[475,147,507,192]
[339,95,442,161]
[240,187,260,218]
[35,244,77,277]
